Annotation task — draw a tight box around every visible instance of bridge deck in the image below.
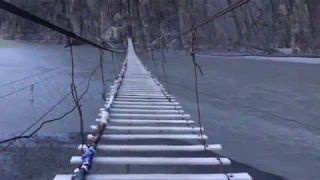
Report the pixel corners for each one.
[53,39,252,180]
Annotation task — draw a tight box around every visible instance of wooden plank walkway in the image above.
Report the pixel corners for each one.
[53,39,252,180]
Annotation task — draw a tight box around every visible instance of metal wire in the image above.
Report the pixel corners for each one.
[67,36,86,149]
[161,47,171,94]
[190,30,205,146]
[0,69,57,88]
[151,49,160,79]
[0,64,100,153]
[99,49,107,101]
[114,53,121,73]
[146,50,149,60]
[160,77,320,131]
[179,0,250,38]
[145,0,251,49]
[190,30,230,178]
[111,52,117,78]
[0,69,67,99]
[0,0,123,53]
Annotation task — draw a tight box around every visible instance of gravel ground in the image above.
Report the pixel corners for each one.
[1,41,318,179]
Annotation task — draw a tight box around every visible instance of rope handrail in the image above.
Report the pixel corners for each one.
[179,0,251,38]
[71,52,128,180]
[140,0,251,50]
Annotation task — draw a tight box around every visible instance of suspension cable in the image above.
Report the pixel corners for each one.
[143,46,320,131]
[0,69,67,99]
[190,30,205,145]
[67,36,86,150]
[72,54,128,180]
[161,47,171,94]
[144,0,251,50]
[0,64,100,153]
[99,49,107,101]
[114,53,120,73]
[179,0,250,38]
[0,68,57,88]
[151,49,160,79]
[146,49,149,60]
[190,30,231,179]
[111,52,117,79]
[157,70,320,131]
[0,0,123,53]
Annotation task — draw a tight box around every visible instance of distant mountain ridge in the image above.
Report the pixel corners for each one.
[0,0,319,54]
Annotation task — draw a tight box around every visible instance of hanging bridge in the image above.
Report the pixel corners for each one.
[53,39,252,180]
[0,1,253,179]
[1,1,318,179]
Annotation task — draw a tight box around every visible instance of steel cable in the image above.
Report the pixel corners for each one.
[0,64,100,153]
[99,50,107,101]
[67,36,86,150]
[161,47,171,94]
[0,69,67,99]
[151,49,160,79]
[0,69,57,88]
[111,52,117,79]
[190,30,231,178]
[0,0,123,53]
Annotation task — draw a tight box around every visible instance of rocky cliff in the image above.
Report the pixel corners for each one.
[0,0,319,53]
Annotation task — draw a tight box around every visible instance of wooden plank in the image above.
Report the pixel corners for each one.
[91,125,203,132]
[118,89,164,91]
[117,92,166,94]
[119,87,160,90]
[117,90,163,92]
[121,81,158,83]
[115,95,170,98]
[96,119,195,124]
[70,156,231,165]
[118,89,162,91]
[116,96,172,99]
[121,83,156,85]
[54,173,252,180]
[112,101,179,105]
[110,113,190,118]
[111,105,182,109]
[120,84,158,86]
[116,94,170,97]
[119,85,161,90]
[122,79,154,81]
[121,85,157,88]
[110,109,184,113]
[87,134,208,140]
[122,81,155,83]
[78,144,221,152]
[111,99,174,102]
[118,90,165,92]
[116,93,166,96]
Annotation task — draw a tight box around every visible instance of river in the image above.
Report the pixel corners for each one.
[1,40,319,179]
